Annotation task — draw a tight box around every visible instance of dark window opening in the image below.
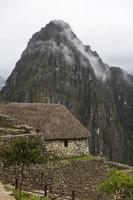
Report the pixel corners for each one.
[36,128,40,134]
[64,140,68,147]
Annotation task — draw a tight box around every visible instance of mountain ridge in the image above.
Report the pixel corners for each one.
[2,20,133,165]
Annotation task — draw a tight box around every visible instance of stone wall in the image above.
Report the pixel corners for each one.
[40,159,108,199]
[0,134,89,157]
[0,159,109,200]
[46,139,89,157]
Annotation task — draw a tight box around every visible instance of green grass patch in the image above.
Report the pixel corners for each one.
[49,154,96,162]
[13,189,58,200]
[64,154,95,161]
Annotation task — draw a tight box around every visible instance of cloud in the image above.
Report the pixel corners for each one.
[60,25,111,81]
[23,37,74,66]
[0,0,133,78]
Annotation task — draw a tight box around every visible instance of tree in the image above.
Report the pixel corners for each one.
[0,136,46,192]
[100,169,133,199]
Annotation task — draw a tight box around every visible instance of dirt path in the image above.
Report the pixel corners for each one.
[0,182,15,200]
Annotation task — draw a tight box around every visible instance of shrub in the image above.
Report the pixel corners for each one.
[0,137,47,192]
[100,169,133,199]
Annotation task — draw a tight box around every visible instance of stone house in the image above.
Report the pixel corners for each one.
[0,103,90,157]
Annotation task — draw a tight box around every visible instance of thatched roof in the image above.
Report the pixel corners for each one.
[0,103,90,140]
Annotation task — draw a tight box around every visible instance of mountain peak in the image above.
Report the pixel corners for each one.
[29,19,73,45]
[21,19,111,82]
[48,20,71,29]
[42,20,72,34]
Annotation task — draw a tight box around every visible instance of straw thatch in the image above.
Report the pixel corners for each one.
[0,103,90,140]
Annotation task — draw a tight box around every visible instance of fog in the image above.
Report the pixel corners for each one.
[0,0,133,78]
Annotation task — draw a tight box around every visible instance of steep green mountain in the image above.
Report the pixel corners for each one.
[2,20,133,164]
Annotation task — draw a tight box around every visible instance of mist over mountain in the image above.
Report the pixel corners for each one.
[0,76,5,89]
[2,20,133,165]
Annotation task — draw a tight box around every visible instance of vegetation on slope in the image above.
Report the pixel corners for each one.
[13,190,57,200]
[49,154,96,162]
[100,169,133,199]
[0,137,46,193]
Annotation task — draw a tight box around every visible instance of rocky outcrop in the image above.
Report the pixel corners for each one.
[2,20,133,164]
[110,67,133,165]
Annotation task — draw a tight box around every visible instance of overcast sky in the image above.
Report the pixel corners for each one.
[0,0,133,79]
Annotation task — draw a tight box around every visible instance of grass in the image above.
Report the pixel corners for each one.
[5,183,61,200]
[12,189,58,200]
[49,154,96,162]
[63,154,96,161]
